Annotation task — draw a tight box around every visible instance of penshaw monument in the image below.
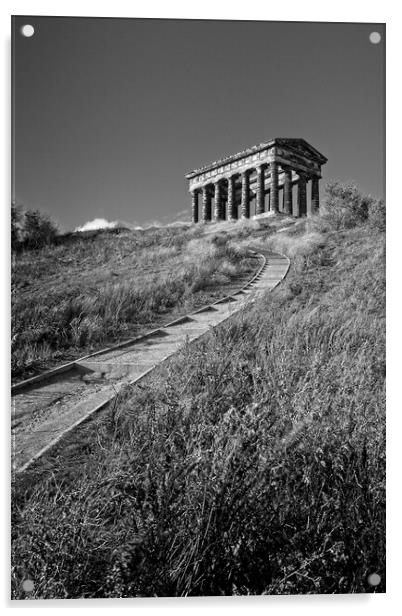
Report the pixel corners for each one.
[186,138,327,223]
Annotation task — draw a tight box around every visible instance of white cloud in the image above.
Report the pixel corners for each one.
[74,218,126,232]
[75,209,192,233]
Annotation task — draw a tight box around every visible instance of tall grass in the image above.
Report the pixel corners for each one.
[11,214,385,597]
[12,224,256,380]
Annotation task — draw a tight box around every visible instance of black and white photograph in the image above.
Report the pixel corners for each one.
[9,8,386,603]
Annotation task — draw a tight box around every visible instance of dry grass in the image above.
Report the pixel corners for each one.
[12,224,259,381]
[11,212,385,597]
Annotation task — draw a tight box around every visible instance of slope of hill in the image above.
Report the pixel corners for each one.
[12,221,281,382]
[11,196,385,597]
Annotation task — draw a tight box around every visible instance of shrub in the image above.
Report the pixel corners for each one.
[11,204,58,250]
[23,209,58,249]
[321,182,376,230]
[368,198,386,231]
[11,203,25,249]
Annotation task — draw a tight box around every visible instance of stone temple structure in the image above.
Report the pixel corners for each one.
[186,138,327,223]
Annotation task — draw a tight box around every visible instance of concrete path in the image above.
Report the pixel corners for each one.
[12,251,289,473]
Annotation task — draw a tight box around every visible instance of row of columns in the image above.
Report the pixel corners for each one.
[191,162,320,223]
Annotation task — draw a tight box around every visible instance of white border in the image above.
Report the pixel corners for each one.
[1,2,400,615]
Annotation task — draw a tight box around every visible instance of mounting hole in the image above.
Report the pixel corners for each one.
[21,24,35,38]
[367,572,381,586]
[369,32,381,44]
[22,578,34,592]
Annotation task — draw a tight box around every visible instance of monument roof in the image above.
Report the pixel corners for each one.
[185,138,328,179]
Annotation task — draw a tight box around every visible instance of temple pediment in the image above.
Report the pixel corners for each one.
[274,139,327,164]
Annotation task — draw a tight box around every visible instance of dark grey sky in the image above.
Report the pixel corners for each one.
[12,17,385,230]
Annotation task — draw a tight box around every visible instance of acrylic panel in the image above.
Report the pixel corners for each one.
[11,16,385,599]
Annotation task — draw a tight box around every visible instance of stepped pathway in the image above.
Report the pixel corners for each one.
[12,250,290,473]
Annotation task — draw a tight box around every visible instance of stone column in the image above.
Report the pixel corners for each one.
[256,165,265,215]
[227,176,236,220]
[283,167,293,215]
[191,189,199,223]
[278,186,283,212]
[309,176,319,216]
[202,185,212,222]
[240,171,250,219]
[214,181,222,221]
[297,173,307,217]
[270,161,279,213]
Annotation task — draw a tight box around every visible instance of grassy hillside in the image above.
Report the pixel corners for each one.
[12,222,272,381]
[11,194,385,597]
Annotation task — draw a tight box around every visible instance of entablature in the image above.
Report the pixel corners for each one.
[187,138,325,191]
